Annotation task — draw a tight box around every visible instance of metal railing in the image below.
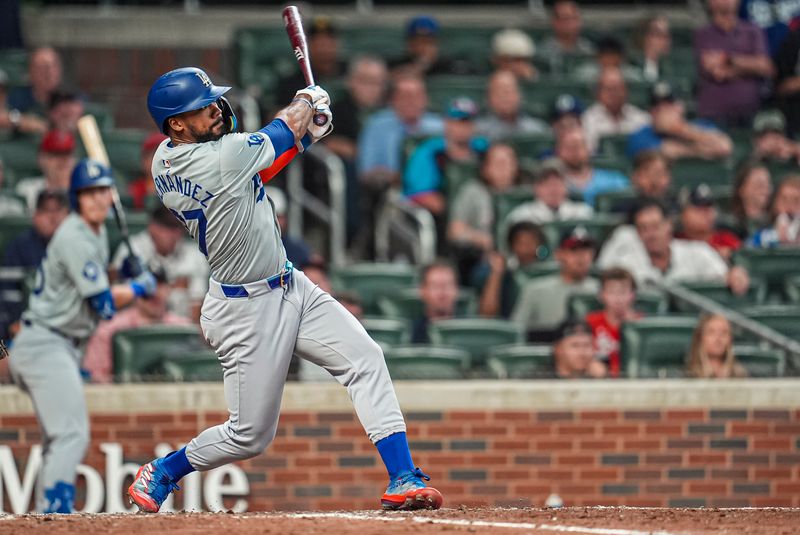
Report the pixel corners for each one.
[285,145,347,268]
[374,189,437,265]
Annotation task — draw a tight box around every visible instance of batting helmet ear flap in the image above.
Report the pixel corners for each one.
[218,96,238,133]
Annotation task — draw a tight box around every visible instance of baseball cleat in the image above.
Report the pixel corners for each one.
[127,458,180,513]
[381,468,443,511]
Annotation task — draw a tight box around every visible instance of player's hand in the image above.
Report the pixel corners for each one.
[295,85,330,107]
[120,255,144,279]
[131,271,158,299]
[308,103,334,142]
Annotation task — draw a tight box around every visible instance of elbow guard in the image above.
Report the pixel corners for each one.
[89,289,116,320]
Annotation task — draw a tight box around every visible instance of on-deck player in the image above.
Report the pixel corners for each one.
[128,67,443,512]
[9,159,157,513]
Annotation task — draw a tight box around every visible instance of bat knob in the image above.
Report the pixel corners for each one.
[313,114,329,127]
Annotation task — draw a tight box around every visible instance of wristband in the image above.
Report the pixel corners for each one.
[130,281,147,298]
[292,97,314,111]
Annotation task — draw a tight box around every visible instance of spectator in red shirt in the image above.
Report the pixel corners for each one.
[585,268,641,378]
[675,183,742,261]
[128,132,168,211]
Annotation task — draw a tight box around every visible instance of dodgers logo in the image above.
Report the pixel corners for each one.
[195,71,212,87]
[247,134,265,147]
[82,261,100,282]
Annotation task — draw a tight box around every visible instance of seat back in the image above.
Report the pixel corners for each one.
[112,325,204,382]
[162,349,222,382]
[568,290,668,321]
[0,216,32,254]
[742,305,800,339]
[671,279,767,313]
[330,263,418,314]
[621,316,697,378]
[376,288,477,320]
[428,318,524,367]
[384,345,470,380]
[362,317,411,347]
[734,249,800,300]
[732,345,786,378]
[487,344,553,379]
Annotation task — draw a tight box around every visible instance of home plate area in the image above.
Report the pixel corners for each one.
[2,507,799,534]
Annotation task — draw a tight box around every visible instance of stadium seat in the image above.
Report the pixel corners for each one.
[670,279,768,313]
[384,345,470,380]
[620,316,697,378]
[428,318,524,368]
[567,289,668,321]
[512,261,561,291]
[732,345,785,378]
[487,344,553,379]
[594,189,638,214]
[84,102,115,131]
[443,161,479,198]
[733,248,800,301]
[741,305,800,340]
[493,187,535,238]
[539,215,623,252]
[162,349,222,382]
[376,287,477,320]
[426,76,486,113]
[670,158,732,191]
[330,263,418,314]
[505,133,554,160]
[522,79,592,118]
[596,134,628,159]
[104,129,148,182]
[0,49,28,85]
[0,216,32,254]
[106,212,149,256]
[362,317,411,347]
[112,325,205,382]
[0,136,41,180]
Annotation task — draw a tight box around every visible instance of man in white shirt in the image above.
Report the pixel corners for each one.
[599,199,750,293]
[582,67,650,153]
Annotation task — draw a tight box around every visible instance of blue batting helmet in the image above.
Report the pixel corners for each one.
[147,67,231,134]
[70,159,115,211]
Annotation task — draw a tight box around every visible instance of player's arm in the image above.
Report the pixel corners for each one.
[87,272,156,320]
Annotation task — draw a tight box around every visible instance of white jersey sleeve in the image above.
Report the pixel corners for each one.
[218,132,278,195]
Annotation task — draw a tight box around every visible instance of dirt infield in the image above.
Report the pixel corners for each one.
[2,507,799,534]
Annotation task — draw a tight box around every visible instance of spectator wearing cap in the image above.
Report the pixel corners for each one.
[748,176,800,247]
[358,74,443,186]
[505,158,593,226]
[0,190,68,339]
[47,89,84,134]
[631,14,673,83]
[751,109,800,164]
[8,47,63,118]
[694,0,773,127]
[276,16,346,103]
[539,0,595,74]
[556,125,629,206]
[389,15,469,77]
[730,160,772,239]
[476,70,549,141]
[552,319,608,379]
[111,204,208,319]
[474,221,546,318]
[573,36,643,84]
[263,186,320,269]
[586,268,641,378]
[0,158,27,216]
[83,270,193,384]
[490,29,538,82]
[599,199,750,294]
[411,260,460,344]
[581,67,651,153]
[774,23,800,137]
[512,226,599,342]
[0,68,47,135]
[15,129,76,212]
[128,132,168,211]
[626,81,732,160]
[549,94,584,140]
[404,97,488,224]
[675,183,742,261]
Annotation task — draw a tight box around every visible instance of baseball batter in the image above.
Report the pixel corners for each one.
[9,160,157,513]
[128,67,442,513]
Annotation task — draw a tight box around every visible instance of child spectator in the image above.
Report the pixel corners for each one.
[686,313,747,378]
[585,268,641,377]
[552,319,608,379]
[730,161,772,240]
[749,176,800,247]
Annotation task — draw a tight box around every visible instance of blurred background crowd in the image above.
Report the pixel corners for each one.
[2,0,800,383]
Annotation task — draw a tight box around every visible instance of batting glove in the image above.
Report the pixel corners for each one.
[120,254,144,279]
[295,85,330,107]
[130,271,157,299]
[308,104,334,142]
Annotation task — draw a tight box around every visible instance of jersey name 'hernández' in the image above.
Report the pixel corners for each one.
[24,213,110,339]
[151,120,301,285]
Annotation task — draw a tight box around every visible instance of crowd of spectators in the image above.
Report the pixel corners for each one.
[3,0,800,382]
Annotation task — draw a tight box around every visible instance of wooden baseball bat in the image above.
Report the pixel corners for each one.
[76,115,135,259]
[282,5,328,127]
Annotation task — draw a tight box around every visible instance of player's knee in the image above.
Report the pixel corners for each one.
[232,427,277,459]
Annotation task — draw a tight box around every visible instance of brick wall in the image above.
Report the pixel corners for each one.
[2,407,798,511]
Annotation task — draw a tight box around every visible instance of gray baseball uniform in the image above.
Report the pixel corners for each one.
[10,213,109,511]
[152,128,406,471]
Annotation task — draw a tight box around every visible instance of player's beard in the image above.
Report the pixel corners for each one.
[190,120,225,143]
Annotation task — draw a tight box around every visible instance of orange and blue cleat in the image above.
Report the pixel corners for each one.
[381,468,443,510]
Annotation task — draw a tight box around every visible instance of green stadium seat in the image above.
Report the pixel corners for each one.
[376,287,477,320]
[620,316,697,378]
[384,345,470,380]
[596,134,629,159]
[733,248,800,301]
[428,318,524,368]
[670,279,768,313]
[0,49,28,85]
[741,305,800,339]
[426,76,486,113]
[162,349,222,382]
[104,129,148,183]
[362,317,411,347]
[521,79,592,118]
[112,325,205,382]
[567,289,668,321]
[443,161,479,198]
[783,274,800,304]
[494,187,535,232]
[487,344,553,379]
[732,345,785,378]
[539,215,623,252]
[512,261,561,290]
[0,136,41,180]
[0,215,31,254]
[765,160,799,184]
[83,102,115,131]
[331,263,418,314]
[594,189,638,214]
[106,212,149,256]
[670,158,732,190]
[505,133,554,160]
